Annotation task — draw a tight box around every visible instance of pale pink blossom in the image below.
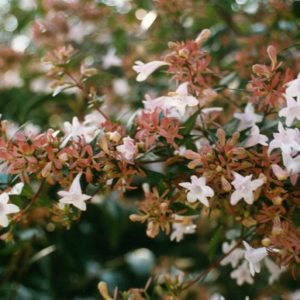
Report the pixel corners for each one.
[170,215,197,242]
[282,153,300,185]
[179,175,214,207]
[116,137,136,161]
[285,72,300,98]
[0,193,20,227]
[230,261,254,286]
[61,117,96,147]
[271,164,288,181]
[264,257,285,285]
[245,125,268,148]
[84,110,106,128]
[230,172,264,205]
[133,60,169,82]
[143,82,198,118]
[168,82,199,116]
[58,173,91,211]
[220,241,245,268]
[8,183,24,195]
[234,103,263,131]
[102,48,122,69]
[243,241,268,276]
[268,122,300,155]
[279,95,300,126]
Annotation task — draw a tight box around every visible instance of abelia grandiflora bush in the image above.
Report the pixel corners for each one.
[1,1,300,299]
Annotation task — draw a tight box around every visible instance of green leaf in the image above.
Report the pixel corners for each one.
[179,109,200,136]
[208,226,223,262]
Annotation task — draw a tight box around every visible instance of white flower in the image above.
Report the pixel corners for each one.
[174,146,187,156]
[285,72,300,98]
[243,241,268,276]
[234,103,263,131]
[5,121,40,140]
[170,215,197,242]
[245,125,268,148]
[279,95,300,126]
[268,122,300,155]
[230,172,264,205]
[282,153,300,175]
[282,153,300,185]
[8,182,24,195]
[271,164,288,181]
[230,261,254,286]
[166,82,199,116]
[179,175,214,207]
[116,136,136,161]
[58,173,91,211]
[0,193,20,227]
[264,257,285,285]
[102,48,122,69]
[209,293,225,300]
[220,240,245,268]
[143,83,198,118]
[112,78,130,96]
[61,117,96,147]
[84,110,106,128]
[133,60,169,82]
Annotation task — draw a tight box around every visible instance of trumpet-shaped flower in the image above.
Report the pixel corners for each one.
[282,153,300,175]
[279,95,300,126]
[170,215,197,242]
[264,257,285,285]
[58,173,91,211]
[243,241,268,276]
[220,241,245,268]
[61,117,96,147]
[230,260,254,286]
[8,182,24,195]
[245,125,268,148]
[166,82,199,116]
[230,172,264,205]
[285,72,300,98]
[179,175,214,207]
[234,103,263,131]
[133,60,169,82]
[0,192,20,227]
[268,122,300,155]
[143,82,198,118]
[102,48,122,69]
[116,137,136,161]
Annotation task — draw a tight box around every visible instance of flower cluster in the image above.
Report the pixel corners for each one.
[1,1,300,297]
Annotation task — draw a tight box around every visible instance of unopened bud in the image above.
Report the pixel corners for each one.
[146,221,159,238]
[178,48,189,58]
[142,182,150,195]
[58,152,68,162]
[129,214,147,222]
[195,29,211,45]
[262,237,271,247]
[168,41,177,49]
[271,164,288,181]
[267,45,277,71]
[106,131,121,143]
[271,216,283,236]
[221,176,231,192]
[273,196,283,206]
[41,162,52,178]
[97,282,113,300]
[252,64,271,78]
[160,202,169,213]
